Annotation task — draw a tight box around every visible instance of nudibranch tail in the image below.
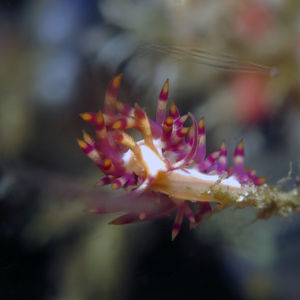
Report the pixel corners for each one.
[78,75,266,239]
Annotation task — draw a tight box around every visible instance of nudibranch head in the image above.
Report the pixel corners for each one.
[78,75,266,239]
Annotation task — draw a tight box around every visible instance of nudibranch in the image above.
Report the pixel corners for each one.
[78,75,266,239]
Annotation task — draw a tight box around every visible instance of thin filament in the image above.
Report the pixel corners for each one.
[140,44,279,77]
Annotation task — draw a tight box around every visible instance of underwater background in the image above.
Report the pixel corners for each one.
[1,0,300,299]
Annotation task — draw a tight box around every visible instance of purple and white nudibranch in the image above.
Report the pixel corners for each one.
[78,75,266,239]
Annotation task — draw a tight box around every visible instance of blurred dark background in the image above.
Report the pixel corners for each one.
[1,0,300,299]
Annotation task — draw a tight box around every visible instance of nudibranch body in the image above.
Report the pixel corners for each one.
[78,75,266,239]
